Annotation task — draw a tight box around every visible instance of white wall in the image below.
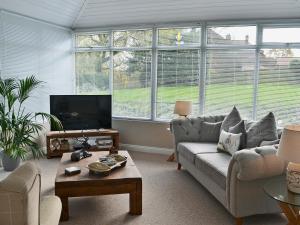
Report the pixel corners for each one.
[0,11,74,113]
[0,11,173,152]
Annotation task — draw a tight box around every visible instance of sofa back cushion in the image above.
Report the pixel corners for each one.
[246,112,278,148]
[171,115,225,146]
[221,106,242,132]
[199,121,222,143]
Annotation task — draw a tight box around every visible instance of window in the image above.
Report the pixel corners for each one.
[156,50,200,119]
[158,27,201,46]
[76,52,110,94]
[113,50,152,118]
[111,29,152,118]
[113,29,152,48]
[207,26,256,45]
[258,49,300,124]
[75,22,300,123]
[263,27,300,43]
[205,25,256,118]
[156,27,201,120]
[76,33,109,48]
[205,49,255,118]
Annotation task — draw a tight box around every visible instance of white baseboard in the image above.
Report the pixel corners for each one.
[120,143,173,155]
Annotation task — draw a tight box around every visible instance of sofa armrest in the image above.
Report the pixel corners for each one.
[228,146,285,181]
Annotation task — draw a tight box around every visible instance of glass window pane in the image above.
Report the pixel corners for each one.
[158,27,201,46]
[113,51,152,118]
[263,27,300,43]
[76,33,109,48]
[205,49,255,118]
[258,49,300,124]
[76,52,110,94]
[113,30,152,48]
[156,50,200,120]
[207,26,256,45]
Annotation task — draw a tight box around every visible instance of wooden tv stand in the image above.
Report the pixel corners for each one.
[46,129,119,158]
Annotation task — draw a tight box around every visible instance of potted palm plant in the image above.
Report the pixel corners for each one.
[0,75,62,171]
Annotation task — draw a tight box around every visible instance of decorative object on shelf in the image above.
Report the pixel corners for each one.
[60,139,70,151]
[76,135,91,150]
[0,75,62,171]
[277,125,300,193]
[174,100,192,117]
[46,129,119,158]
[109,146,118,154]
[50,138,61,151]
[96,136,113,148]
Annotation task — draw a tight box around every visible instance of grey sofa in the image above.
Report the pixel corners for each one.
[171,115,285,225]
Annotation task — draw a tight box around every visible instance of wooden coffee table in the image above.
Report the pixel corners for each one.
[55,150,142,221]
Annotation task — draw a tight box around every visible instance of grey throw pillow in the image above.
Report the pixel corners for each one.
[229,120,247,150]
[199,121,222,143]
[246,112,278,148]
[221,106,242,132]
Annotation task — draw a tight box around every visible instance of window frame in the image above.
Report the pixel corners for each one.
[74,19,300,123]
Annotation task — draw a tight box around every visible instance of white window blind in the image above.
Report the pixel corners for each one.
[113,50,152,118]
[156,50,200,119]
[75,23,300,123]
[76,51,110,94]
[205,49,255,118]
[0,11,73,113]
[258,49,300,124]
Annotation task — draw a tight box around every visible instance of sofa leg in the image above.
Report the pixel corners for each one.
[235,217,243,225]
[177,163,181,170]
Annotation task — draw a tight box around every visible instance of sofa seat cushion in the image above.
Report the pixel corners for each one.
[177,142,218,163]
[195,153,231,190]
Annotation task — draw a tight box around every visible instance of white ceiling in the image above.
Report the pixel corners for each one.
[0,0,300,29]
[0,0,85,27]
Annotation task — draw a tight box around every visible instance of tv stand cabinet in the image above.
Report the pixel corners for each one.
[46,129,119,158]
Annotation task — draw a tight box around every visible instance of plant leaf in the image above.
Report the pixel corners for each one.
[17,75,42,103]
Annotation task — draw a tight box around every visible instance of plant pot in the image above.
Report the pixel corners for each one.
[1,152,21,171]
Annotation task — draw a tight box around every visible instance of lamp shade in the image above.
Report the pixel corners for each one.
[277,125,300,163]
[174,100,192,116]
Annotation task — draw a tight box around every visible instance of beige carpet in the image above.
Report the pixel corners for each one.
[0,151,286,225]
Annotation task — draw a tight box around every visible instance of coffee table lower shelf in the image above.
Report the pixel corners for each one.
[55,151,142,221]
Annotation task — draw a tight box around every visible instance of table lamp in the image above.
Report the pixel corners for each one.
[174,100,192,117]
[277,125,300,193]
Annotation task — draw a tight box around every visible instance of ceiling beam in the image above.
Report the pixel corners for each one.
[71,0,89,29]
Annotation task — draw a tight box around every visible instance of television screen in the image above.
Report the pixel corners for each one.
[50,95,112,131]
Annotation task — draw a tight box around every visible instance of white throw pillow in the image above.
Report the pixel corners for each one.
[217,130,242,155]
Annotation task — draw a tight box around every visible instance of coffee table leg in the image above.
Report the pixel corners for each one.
[129,180,142,215]
[278,202,298,225]
[60,197,69,221]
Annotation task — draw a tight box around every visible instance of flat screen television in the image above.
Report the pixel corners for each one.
[50,95,112,131]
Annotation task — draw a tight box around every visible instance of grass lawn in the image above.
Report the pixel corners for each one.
[113,83,300,106]
[81,83,300,122]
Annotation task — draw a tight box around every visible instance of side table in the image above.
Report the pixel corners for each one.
[264,176,300,225]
